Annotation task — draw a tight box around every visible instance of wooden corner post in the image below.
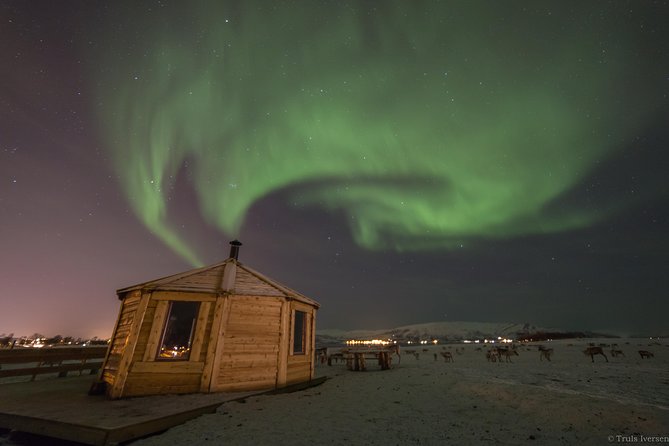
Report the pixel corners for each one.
[201,294,231,392]
[276,299,290,388]
[108,291,151,399]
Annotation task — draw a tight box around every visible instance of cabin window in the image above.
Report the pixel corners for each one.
[292,310,306,355]
[157,301,200,360]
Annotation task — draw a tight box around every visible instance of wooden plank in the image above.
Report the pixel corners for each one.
[225,323,281,335]
[226,313,281,325]
[125,372,201,386]
[224,334,281,344]
[0,413,108,446]
[220,262,236,292]
[130,361,204,374]
[124,372,203,396]
[228,302,282,312]
[286,363,310,373]
[287,356,312,366]
[233,269,285,297]
[0,374,263,446]
[219,352,277,361]
[98,298,125,387]
[219,379,276,392]
[229,300,282,313]
[199,297,225,392]
[218,358,277,369]
[102,371,115,385]
[227,305,282,315]
[142,300,169,362]
[221,344,279,354]
[152,292,217,302]
[286,365,311,384]
[189,301,210,362]
[132,302,157,362]
[275,299,290,387]
[218,369,277,382]
[201,296,231,392]
[108,291,151,399]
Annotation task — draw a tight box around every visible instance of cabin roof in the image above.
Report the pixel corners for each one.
[116,258,319,308]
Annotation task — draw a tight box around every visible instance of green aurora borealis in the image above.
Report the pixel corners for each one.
[95,2,662,266]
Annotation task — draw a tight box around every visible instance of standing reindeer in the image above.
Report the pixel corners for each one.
[610,349,625,358]
[583,346,608,362]
[538,346,554,361]
[384,344,401,364]
[638,350,654,359]
[487,347,518,363]
[440,351,454,362]
[496,347,519,363]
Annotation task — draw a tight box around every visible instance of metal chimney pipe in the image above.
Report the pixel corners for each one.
[229,240,242,260]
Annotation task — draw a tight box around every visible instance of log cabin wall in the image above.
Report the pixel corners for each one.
[213,295,283,392]
[286,302,316,385]
[101,290,142,387]
[119,291,216,398]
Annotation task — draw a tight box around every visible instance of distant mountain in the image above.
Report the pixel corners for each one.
[316,321,551,346]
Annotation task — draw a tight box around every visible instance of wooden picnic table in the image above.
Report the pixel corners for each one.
[343,348,392,371]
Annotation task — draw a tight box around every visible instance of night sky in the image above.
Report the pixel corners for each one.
[2,1,668,338]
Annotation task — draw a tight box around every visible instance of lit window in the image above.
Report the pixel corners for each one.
[157,301,199,360]
[292,310,306,355]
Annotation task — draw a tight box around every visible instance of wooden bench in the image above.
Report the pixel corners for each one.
[0,346,108,381]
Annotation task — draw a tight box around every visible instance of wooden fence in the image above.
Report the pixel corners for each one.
[0,346,108,380]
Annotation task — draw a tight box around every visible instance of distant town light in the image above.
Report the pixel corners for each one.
[345,339,392,346]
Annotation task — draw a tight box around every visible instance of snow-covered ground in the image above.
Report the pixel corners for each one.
[125,337,669,446]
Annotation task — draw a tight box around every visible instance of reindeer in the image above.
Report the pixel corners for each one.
[486,349,498,362]
[496,347,519,363]
[316,347,328,364]
[638,350,654,359]
[610,349,625,358]
[326,348,346,365]
[583,346,608,362]
[383,344,401,364]
[538,346,553,361]
[440,351,454,362]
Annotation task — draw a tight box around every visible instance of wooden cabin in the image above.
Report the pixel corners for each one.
[99,241,319,399]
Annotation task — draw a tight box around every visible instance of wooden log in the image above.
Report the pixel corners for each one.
[130,361,204,374]
[224,334,281,344]
[152,291,217,302]
[108,291,151,399]
[205,296,232,392]
[276,299,290,387]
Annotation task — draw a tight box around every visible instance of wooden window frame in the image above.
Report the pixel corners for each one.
[155,301,201,361]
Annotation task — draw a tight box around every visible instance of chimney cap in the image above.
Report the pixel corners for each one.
[229,240,242,260]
